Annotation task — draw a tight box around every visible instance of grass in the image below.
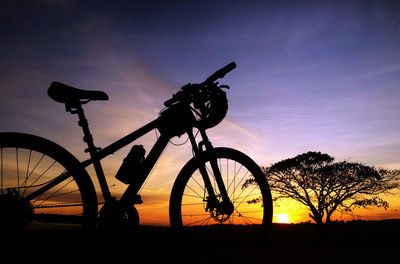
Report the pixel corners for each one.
[6,220,400,264]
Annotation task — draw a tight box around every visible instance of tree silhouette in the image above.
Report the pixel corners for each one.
[263,152,400,225]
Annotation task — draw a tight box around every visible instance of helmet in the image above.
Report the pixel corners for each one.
[193,87,228,129]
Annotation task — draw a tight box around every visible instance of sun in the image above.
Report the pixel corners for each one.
[275,214,290,224]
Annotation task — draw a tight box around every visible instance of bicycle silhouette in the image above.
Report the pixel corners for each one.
[0,62,273,238]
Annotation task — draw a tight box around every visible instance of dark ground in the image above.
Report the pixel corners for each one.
[7,220,400,264]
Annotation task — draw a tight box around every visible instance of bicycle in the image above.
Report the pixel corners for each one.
[0,62,273,239]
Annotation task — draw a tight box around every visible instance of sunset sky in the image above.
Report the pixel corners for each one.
[1,0,400,224]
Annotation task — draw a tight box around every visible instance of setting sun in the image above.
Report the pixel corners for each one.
[275,214,290,224]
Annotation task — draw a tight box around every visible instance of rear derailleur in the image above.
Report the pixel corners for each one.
[0,188,33,233]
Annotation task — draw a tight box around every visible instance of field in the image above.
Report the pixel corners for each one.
[7,220,400,264]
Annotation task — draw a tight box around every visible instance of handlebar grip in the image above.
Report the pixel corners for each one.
[164,97,177,107]
[205,62,236,83]
[220,62,236,75]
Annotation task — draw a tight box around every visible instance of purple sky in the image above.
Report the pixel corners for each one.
[1,0,400,223]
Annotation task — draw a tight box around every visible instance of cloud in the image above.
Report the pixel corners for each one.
[139,188,170,206]
[354,144,400,169]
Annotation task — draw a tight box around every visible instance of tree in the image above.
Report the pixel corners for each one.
[263,151,400,225]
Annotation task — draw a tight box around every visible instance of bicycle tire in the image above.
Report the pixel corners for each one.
[0,132,97,235]
[169,147,273,241]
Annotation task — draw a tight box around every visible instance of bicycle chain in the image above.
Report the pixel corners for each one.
[34,202,105,209]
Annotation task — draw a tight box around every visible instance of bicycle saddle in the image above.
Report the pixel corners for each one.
[48,81,109,104]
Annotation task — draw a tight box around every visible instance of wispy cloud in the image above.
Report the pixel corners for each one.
[2,1,400,224]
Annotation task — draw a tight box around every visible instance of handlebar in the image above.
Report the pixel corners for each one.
[164,62,236,107]
[203,62,236,85]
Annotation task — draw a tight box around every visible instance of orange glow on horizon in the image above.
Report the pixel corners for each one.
[275,214,290,224]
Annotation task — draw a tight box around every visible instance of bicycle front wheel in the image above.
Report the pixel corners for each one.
[0,132,97,235]
[169,147,273,240]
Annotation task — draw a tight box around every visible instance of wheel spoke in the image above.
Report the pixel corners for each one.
[182,213,210,216]
[185,184,204,200]
[226,163,244,193]
[234,185,259,211]
[182,193,204,199]
[27,160,57,191]
[189,172,207,196]
[21,153,45,192]
[185,216,213,226]
[229,170,250,199]
[16,148,20,187]
[181,202,206,206]
[21,149,32,194]
[34,177,74,207]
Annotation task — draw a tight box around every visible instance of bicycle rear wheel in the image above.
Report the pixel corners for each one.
[169,147,273,242]
[0,132,97,236]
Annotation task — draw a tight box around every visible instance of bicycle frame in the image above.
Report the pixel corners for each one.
[81,117,168,204]
[26,102,229,210]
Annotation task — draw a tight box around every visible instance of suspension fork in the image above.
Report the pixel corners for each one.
[188,129,230,205]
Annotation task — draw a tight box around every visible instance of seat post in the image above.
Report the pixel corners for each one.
[74,104,99,155]
[69,102,113,201]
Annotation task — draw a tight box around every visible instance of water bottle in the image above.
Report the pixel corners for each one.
[115,145,146,184]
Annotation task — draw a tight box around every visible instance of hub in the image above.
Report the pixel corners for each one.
[206,196,234,223]
[0,189,33,232]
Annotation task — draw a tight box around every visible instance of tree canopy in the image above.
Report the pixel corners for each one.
[263,151,400,224]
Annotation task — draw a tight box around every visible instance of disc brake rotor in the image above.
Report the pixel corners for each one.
[210,209,230,223]
[206,196,234,223]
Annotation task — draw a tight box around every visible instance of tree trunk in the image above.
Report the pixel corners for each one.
[309,213,324,225]
[308,202,324,225]
[325,213,332,224]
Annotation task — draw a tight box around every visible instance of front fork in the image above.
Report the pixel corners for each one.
[187,129,232,214]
